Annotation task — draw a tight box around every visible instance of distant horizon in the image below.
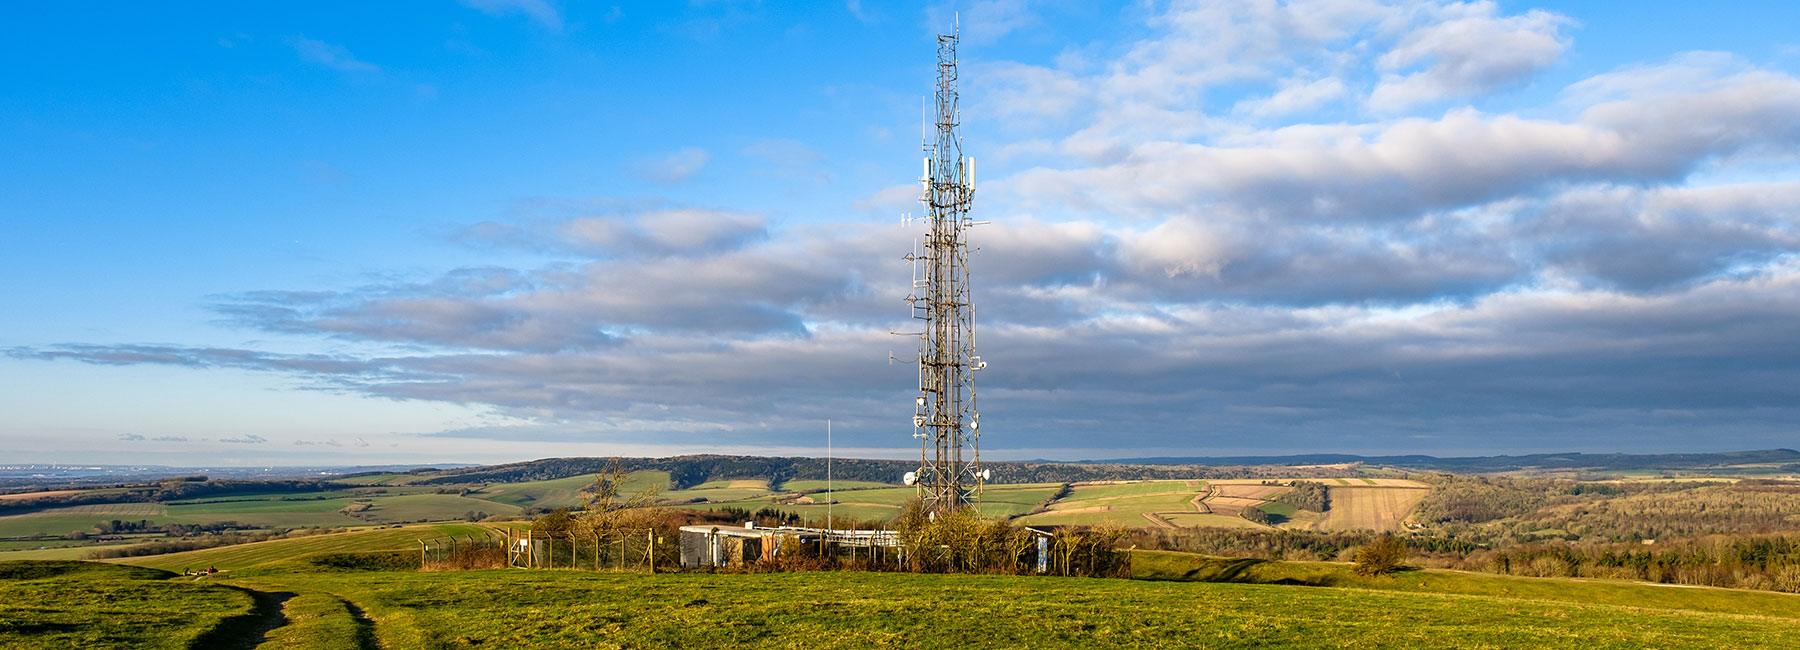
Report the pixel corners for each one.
[8,445,1796,471]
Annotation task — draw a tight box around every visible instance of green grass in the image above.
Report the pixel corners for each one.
[470,471,669,510]
[348,494,522,522]
[0,561,255,649]
[0,504,169,538]
[1065,481,1199,500]
[662,477,775,504]
[0,545,110,561]
[0,539,92,551]
[977,484,1067,517]
[12,551,1800,649]
[1129,550,1800,620]
[806,486,920,506]
[110,523,496,572]
[1258,501,1299,517]
[241,565,1800,649]
[779,480,894,492]
[0,487,530,541]
[252,592,372,650]
[1018,491,1200,526]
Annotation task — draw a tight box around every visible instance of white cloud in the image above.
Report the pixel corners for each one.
[288,36,378,72]
[1369,1,1572,111]
[633,147,710,183]
[1234,76,1349,118]
[459,0,563,30]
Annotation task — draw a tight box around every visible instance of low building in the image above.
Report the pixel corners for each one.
[678,524,823,568]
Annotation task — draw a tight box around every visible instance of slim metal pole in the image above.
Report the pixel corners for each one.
[827,418,833,533]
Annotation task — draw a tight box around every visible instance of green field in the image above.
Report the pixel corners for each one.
[0,488,523,543]
[779,480,895,492]
[11,547,1800,649]
[0,561,256,650]
[471,471,669,510]
[1259,501,1299,517]
[675,482,1064,524]
[1064,481,1199,500]
[108,522,495,572]
[1018,490,1200,526]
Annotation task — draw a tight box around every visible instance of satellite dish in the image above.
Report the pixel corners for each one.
[980,469,992,481]
[902,471,918,486]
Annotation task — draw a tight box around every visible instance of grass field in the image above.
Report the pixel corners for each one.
[779,480,894,492]
[662,478,776,504]
[98,558,1800,648]
[1019,490,1201,526]
[1064,481,1197,500]
[0,504,171,538]
[110,522,495,572]
[11,545,1800,648]
[0,487,531,542]
[0,561,255,650]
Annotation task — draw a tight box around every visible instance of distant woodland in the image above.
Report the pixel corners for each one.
[405,455,1349,489]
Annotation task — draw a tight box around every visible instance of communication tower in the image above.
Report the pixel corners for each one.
[899,29,988,515]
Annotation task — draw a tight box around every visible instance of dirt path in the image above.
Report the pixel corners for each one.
[1190,485,1215,514]
[1140,512,1177,529]
[188,587,295,650]
[340,598,381,650]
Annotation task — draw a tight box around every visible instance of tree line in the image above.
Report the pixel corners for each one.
[414,454,1355,489]
[0,478,353,516]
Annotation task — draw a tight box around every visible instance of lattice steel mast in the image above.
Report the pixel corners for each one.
[901,29,987,516]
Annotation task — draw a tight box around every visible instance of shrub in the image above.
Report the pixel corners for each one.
[1239,507,1272,525]
[1352,535,1408,576]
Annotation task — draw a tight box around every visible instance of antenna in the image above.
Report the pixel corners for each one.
[895,30,986,517]
[826,418,832,532]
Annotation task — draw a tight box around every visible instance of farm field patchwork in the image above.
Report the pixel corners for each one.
[676,482,1064,523]
[1019,490,1201,526]
[662,478,776,503]
[1063,480,1197,500]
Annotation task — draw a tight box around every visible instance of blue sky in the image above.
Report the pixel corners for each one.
[4,1,1800,465]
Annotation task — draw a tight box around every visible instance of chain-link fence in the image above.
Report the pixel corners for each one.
[503,529,667,572]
